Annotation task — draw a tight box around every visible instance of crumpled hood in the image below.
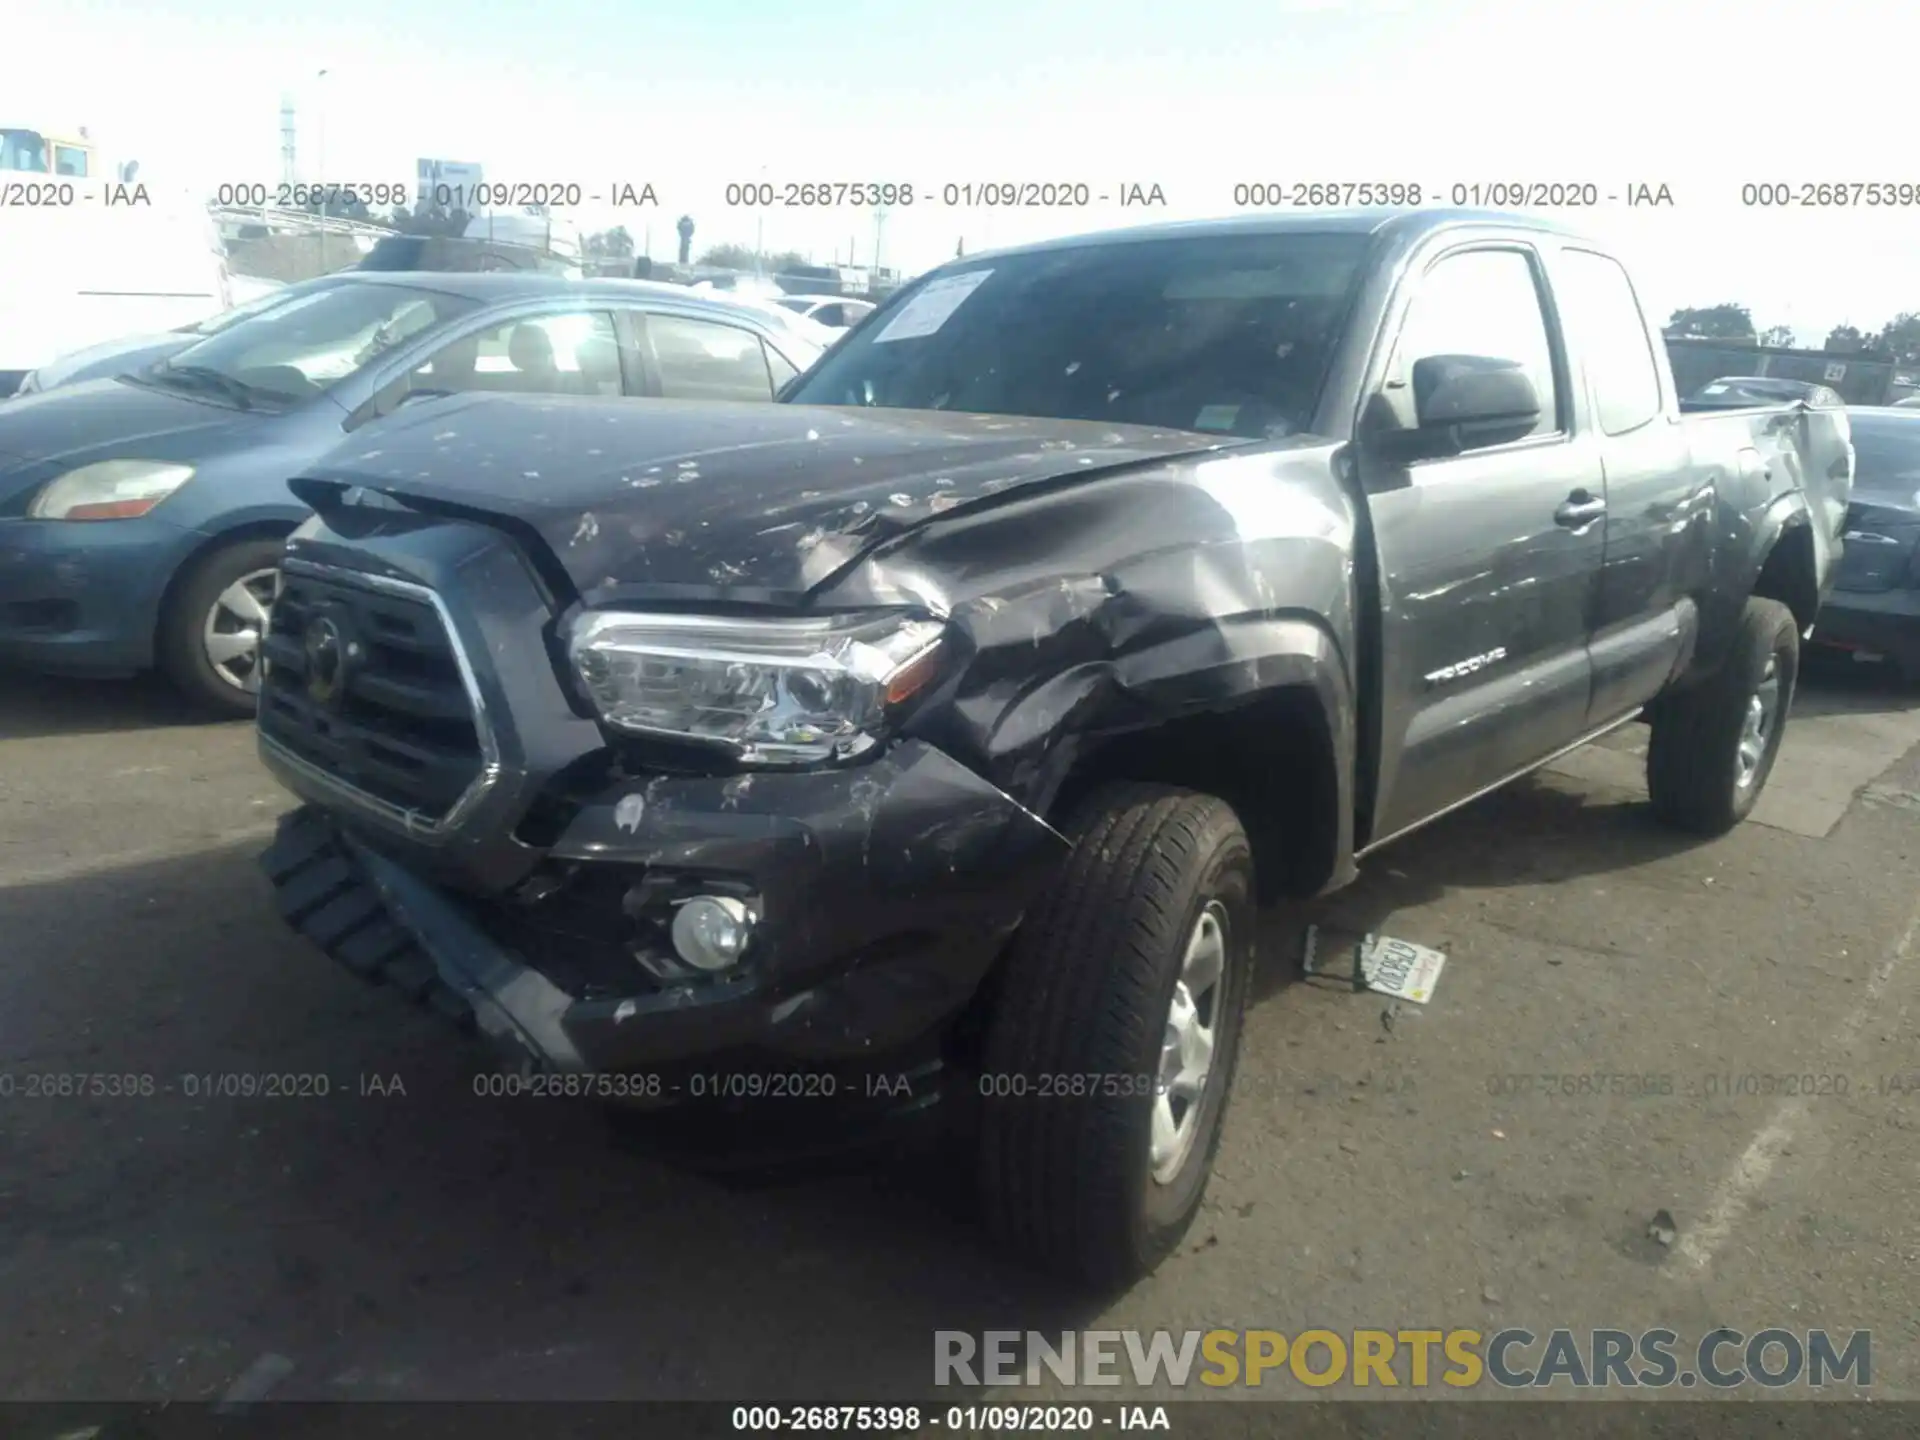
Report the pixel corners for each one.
[0,377,267,508]
[300,392,1233,605]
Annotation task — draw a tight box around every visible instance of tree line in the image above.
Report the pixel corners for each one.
[1664,304,1920,365]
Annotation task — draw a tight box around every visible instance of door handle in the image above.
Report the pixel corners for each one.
[1554,491,1607,528]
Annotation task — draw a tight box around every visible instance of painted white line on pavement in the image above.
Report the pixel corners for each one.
[0,822,280,890]
[1672,894,1920,1274]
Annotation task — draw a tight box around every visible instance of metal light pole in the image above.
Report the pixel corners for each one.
[315,68,329,268]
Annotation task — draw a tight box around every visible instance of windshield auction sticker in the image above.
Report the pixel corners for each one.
[872,269,994,344]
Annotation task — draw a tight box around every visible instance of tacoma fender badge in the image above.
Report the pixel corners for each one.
[1424,646,1507,686]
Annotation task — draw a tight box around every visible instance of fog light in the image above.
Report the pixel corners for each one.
[671,895,755,971]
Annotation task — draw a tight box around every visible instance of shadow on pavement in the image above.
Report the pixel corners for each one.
[0,838,1095,1404]
[1250,765,1697,1003]
[7,656,1911,1403]
[0,668,222,742]
[1794,647,1920,719]
[1242,651,1920,1001]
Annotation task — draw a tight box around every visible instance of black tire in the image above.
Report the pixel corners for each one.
[976,782,1255,1288]
[158,537,286,717]
[1646,596,1798,835]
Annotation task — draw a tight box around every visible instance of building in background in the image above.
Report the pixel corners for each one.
[1665,336,1906,408]
[416,158,484,211]
[0,124,95,177]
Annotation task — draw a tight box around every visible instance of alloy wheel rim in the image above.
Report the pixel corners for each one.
[1735,655,1782,791]
[1151,900,1229,1185]
[202,568,279,693]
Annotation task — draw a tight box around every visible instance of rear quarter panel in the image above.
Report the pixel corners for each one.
[1681,402,1851,664]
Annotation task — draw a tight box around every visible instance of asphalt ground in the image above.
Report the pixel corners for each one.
[1,653,1917,1417]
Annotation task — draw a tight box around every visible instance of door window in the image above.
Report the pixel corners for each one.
[645,314,776,401]
[1558,249,1662,435]
[766,345,800,391]
[1393,248,1561,443]
[410,310,622,397]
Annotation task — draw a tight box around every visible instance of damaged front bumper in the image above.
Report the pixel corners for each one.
[259,740,1071,1087]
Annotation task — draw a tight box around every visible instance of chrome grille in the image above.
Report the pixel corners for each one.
[258,568,484,824]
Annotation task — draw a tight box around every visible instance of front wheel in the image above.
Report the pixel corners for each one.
[158,537,286,717]
[1646,596,1799,835]
[975,783,1255,1288]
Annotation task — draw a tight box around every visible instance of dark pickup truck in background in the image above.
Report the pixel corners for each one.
[254,210,1852,1286]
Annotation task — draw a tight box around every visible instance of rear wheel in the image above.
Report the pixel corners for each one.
[975,783,1255,1288]
[158,537,285,717]
[1646,596,1798,835]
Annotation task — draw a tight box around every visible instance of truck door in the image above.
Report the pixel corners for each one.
[1551,247,1706,723]
[1355,242,1608,845]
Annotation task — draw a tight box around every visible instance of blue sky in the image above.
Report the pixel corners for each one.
[9,0,1919,338]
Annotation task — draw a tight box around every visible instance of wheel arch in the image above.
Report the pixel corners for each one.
[152,517,300,653]
[1022,616,1360,905]
[1750,510,1821,636]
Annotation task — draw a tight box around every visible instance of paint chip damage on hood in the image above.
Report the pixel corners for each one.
[295,392,1236,605]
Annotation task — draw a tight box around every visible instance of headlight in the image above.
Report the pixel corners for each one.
[28,460,196,520]
[568,610,947,765]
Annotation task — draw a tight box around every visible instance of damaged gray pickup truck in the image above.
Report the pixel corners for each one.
[256,210,1852,1286]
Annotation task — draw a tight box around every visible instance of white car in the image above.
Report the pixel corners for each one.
[688,275,787,302]
[11,274,351,397]
[2,201,229,396]
[774,294,875,330]
[722,296,842,356]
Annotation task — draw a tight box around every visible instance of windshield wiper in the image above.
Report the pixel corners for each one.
[152,363,263,411]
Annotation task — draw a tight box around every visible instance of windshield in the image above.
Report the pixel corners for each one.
[152,281,480,404]
[180,280,333,337]
[785,231,1373,439]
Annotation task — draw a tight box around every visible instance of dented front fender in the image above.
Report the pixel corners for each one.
[822,442,1364,876]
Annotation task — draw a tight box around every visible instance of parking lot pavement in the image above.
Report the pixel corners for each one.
[2,661,1918,1407]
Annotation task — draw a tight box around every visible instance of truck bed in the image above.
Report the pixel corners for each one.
[1680,399,1853,599]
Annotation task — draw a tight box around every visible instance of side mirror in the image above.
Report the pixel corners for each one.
[1372,355,1543,461]
[1413,354,1541,430]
